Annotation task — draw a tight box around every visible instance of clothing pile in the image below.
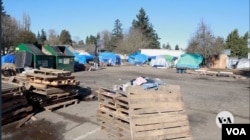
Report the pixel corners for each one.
[114,76,165,92]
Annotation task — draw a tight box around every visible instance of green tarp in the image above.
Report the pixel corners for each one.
[176,53,203,69]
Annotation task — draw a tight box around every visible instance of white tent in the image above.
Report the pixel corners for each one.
[236,58,250,69]
[150,56,171,68]
[226,57,238,69]
[140,49,185,58]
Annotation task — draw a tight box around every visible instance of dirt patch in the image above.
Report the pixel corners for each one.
[2,119,65,140]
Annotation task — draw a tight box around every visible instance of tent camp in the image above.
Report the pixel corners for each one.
[128,52,148,65]
[99,52,121,66]
[176,53,203,69]
[236,58,250,69]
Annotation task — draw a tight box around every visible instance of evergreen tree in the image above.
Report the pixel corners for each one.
[226,29,248,58]
[37,29,47,45]
[132,8,160,49]
[112,19,123,40]
[40,29,47,43]
[37,31,41,40]
[166,43,171,50]
[1,0,6,16]
[175,45,180,50]
[108,19,123,51]
[59,29,72,45]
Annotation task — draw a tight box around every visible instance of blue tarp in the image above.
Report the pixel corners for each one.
[128,52,148,65]
[2,54,15,64]
[176,53,203,69]
[99,52,118,66]
[74,52,94,64]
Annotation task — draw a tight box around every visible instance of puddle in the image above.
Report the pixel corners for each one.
[2,119,66,140]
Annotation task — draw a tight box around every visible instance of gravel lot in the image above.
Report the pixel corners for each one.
[2,65,249,140]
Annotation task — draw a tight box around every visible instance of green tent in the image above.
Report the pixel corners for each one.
[176,53,203,69]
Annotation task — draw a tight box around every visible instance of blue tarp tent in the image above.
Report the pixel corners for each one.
[2,54,15,64]
[74,52,94,64]
[176,53,203,69]
[128,52,148,65]
[99,52,120,66]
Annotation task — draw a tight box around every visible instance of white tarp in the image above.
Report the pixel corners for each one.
[226,57,238,69]
[236,58,250,69]
[150,56,170,68]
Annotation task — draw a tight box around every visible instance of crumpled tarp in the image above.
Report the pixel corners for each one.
[74,52,94,64]
[2,54,15,64]
[128,52,148,65]
[99,52,121,66]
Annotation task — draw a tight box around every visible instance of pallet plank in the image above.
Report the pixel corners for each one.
[43,99,78,111]
[134,125,190,138]
[132,114,188,125]
[134,120,189,131]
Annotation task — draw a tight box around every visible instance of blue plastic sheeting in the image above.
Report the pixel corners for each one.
[99,52,119,66]
[74,52,94,64]
[128,52,148,65]
[176,53,203,69]
[115,55,121,65]
[2,54,15,64]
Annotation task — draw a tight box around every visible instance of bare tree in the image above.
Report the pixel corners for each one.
[45,29,60,45]
[213,37,225,54]
[116,28,150,54]
[1,15,19,54]
[99,30,112,50]
[22,12,31,31]
[187,20,214,58]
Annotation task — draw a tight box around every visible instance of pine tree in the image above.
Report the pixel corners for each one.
[175,45,180,50]
[226,29,248,58]
[132,8,160,49]
[59,29,72,45]
[166,43,171,50]
[112,19,123,40]
[40,29,47,43]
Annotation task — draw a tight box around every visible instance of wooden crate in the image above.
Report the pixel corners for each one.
[97,85,193,140]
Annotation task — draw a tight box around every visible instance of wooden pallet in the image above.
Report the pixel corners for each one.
[43,99,78,111]
[97,85,193,140]
[37,67,72,77]
[27,77,79,86]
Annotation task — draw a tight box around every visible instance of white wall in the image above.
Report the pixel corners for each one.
[140,49,185,58]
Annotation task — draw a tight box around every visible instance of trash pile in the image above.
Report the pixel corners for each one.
[113,76,165,92]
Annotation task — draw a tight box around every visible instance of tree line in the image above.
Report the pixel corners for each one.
[1,1,249,60]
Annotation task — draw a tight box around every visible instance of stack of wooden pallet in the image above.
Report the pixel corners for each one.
[97,85,192,140]
[1,82,33,125]
[24,67,80,111]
